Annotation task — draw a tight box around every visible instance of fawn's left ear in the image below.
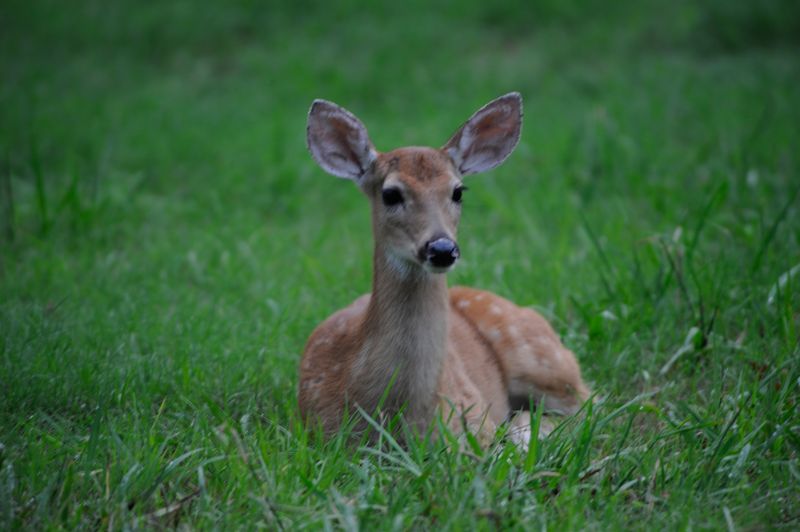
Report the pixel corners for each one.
[307,99,378,180]
[442,92,523,176]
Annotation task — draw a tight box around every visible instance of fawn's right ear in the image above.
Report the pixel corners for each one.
[307,99,378,180]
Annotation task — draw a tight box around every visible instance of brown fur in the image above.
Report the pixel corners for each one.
[298,145,590,444]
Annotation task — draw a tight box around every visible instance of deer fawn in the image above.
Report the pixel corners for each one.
[299,93,590,447]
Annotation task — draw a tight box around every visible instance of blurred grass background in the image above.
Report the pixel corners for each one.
[1,0,799,528]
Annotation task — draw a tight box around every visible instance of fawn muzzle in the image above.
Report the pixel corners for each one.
[421,237,460,269]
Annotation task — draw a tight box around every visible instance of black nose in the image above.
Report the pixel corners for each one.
[424,238,460,268]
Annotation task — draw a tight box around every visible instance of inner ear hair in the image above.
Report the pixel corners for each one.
[307,99,378,181]
[443,92,523,176]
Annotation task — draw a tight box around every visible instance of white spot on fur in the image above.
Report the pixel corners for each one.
[488,327,502,342]
[312,338,332,348]
[519,344,535,358]
[475,294,485,301]
[457,299,471,309]
[489,304,501,315]
[508,325,520,339]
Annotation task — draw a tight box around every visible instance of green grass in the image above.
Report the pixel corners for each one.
[1,0,799,528]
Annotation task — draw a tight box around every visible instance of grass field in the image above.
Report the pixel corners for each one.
[2,0,799,528]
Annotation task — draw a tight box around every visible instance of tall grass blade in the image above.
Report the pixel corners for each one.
[29,140,49,236]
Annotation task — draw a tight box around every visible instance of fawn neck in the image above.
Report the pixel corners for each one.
[353,242,450,428]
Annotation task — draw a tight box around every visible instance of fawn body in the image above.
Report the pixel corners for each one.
[299,93,590,445]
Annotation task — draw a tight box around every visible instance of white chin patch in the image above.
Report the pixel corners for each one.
[422,262,455,275]
[386,250,456,277]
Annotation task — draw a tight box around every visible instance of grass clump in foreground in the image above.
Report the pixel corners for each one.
[1,0,799,528]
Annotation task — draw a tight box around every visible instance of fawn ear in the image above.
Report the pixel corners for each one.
[443,92,523,175]
[307,99,378,180]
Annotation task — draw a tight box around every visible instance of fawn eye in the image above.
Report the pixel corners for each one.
[452,185,467,204]
[381,187,404,207]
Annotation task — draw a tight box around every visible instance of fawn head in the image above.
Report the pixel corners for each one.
[307,93,522,276]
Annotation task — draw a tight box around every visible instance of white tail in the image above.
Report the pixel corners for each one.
[299,93,590,446]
